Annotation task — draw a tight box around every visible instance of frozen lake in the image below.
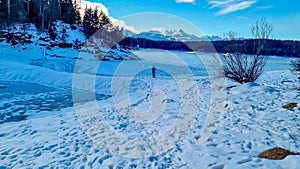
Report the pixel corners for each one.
[94,49,295,77]
[0,48,296,123]
[27,49,295,78]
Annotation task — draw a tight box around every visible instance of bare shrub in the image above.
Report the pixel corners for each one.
[220,17,272,84]
[221,48,267,84]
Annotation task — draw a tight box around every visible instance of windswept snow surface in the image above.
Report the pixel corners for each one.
[0,45,300,168]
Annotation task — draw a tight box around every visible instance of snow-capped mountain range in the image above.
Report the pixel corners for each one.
[128,29,222,41]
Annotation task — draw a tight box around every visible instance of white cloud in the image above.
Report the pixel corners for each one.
[79,0,109,17]
[175,0,195,3]
[150,27,166,32]
[110,18,139,34]
[78,1,139,34]
[208,0,256,15]
[208,0,234,8]
[217,1,256,15]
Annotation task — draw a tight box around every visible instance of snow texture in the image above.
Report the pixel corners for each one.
[0,37,300,168]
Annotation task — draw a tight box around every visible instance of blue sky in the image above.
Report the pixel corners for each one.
[88,0,300,40]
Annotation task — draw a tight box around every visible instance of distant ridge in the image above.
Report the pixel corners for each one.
[128,29,222,41]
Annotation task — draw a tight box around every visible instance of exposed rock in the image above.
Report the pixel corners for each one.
[259,147,299,160]
[282,102,297,111]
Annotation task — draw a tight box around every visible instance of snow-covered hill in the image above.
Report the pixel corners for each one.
[130,29,222,41]
[0,22,138,61]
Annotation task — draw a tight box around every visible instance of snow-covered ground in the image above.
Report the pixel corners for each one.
[0,45,299,168]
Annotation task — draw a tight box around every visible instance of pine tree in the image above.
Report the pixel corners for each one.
[92,8,99,30]
[61,0,80,24]
[82,6,93,37]
[99,10,110,28]
[73,0,81,24]
[49,0,60,23]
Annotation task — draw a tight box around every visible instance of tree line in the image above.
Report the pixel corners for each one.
[0,0,80,29]
[119,37,300,57]
[0,0,121,39]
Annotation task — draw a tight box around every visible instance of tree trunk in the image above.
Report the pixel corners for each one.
[7,0,10,19]
[42,11,44,31]
[58,0,62,19]
[39,0,44,31]
[27,0,30,17]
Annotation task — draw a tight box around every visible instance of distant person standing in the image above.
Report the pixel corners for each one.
[152,65,156,78]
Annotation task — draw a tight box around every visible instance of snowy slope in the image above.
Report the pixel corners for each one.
[0,22,138,61]
[0,47,300,168]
